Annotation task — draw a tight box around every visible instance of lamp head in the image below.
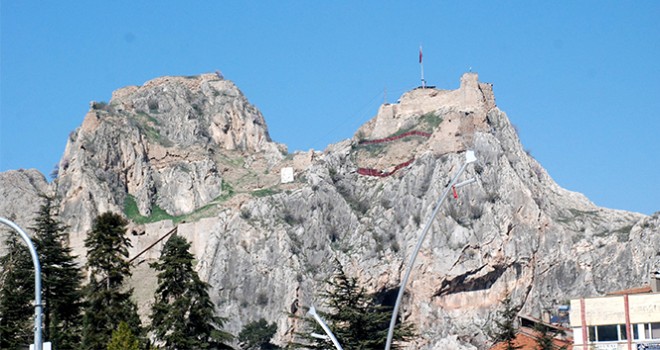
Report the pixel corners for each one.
[465,150,477,164]
[308,306,317,316]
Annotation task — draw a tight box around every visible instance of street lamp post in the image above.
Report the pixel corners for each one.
[0,217,43,350]
[384,150,477,350]
[308,306,344,350]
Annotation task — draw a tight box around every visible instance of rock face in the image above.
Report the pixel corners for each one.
[0,169,49,253]
[1,73,658,349]
[54,73,284,255]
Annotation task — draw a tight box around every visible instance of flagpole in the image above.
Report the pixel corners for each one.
[419,46,426,88]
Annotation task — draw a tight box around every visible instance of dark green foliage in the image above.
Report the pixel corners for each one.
[490,295,521,350]
[150,235,232,349]
[0,235,34,349]
[238,318,279,350]
[84,212,132,287]
[32,195,84,349]
[82,212,143,350]
[533,324,567,350]
[292,261,414,350]
[107,322,140,350]
[534,324,554,350]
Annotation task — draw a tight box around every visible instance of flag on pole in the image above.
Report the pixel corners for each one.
[419,46,423,64]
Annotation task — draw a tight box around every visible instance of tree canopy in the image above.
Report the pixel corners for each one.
[238,318,279,350]
[490,295,521,350]
[82,212,142,350]
[32,195,84,349]
[293,260,414,350]
[150,234,232,349]
[107,321,140,350]
[0,234,34,349]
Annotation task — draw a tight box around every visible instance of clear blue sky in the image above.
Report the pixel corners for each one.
[1,2,658,215]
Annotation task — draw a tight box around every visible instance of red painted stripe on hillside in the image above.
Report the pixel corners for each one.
[357,158,415,177]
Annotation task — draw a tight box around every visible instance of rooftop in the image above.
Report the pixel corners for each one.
[607,285,653,296]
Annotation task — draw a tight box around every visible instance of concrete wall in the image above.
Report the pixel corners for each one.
[570,293,660,327]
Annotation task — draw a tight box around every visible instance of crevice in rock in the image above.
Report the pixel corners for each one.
[434,264,507,297]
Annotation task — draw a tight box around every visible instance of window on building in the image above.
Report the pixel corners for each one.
[642,323,660,339]
[588,324,629,342]
[647,323,660,339]
[618,324,627,340]
[597,325,619,342]
[632,324,640,340]
[589,326,596,342]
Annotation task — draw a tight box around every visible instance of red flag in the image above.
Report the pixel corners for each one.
[419,46,423,63]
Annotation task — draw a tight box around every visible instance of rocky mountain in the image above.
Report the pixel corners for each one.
[1,72,657,349]
[54,73,285,256]
[0,169,50,254]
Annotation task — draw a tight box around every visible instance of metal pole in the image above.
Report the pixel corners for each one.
[308,306,344,350]
[0,217,43,350]
[384,151,476,350]
[419,45,426,89]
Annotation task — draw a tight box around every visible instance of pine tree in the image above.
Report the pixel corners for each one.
[150,234,232,349]
[81,212,142,350]
[238,318,279,350]
[293,261,414,350]
[0,234,34,349]
[32,195,84,349]
[107,322,140,350]
[490,295,521,350]
[534,324,555,350]
[534,323,567,350]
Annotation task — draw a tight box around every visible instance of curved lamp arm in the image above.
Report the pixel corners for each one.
[0,217,43,350]
[308,306,344,350]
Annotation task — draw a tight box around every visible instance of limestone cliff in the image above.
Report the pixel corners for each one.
[0,169,49,254]
[0,73,657,349]
[54,73,285,256]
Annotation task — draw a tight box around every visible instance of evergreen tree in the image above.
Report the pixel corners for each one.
[107,321,140,350]
[533,324,567,350]
[32,195,84,349]
[81,212,142,350]
[238,318,279,350]
[150,234,232,349]
[293,261,414,350]
[490,295,521,350]
[0,234,34,349]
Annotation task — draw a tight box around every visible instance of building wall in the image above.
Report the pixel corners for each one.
[628,294,660,324]
[570,296,627,326]
[569,293,660,349]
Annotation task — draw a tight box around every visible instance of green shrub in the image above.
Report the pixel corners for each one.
[239,318,279,350]
[240,208,252,220]
[217,181,235,201]
[123,195,178,224]
[107,322,140,350]
[252,188,278,197]
[420,111,442,130]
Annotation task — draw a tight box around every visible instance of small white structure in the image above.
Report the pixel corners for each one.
[281,167,294,184]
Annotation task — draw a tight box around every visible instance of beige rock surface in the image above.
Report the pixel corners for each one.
[1,73,657,349]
